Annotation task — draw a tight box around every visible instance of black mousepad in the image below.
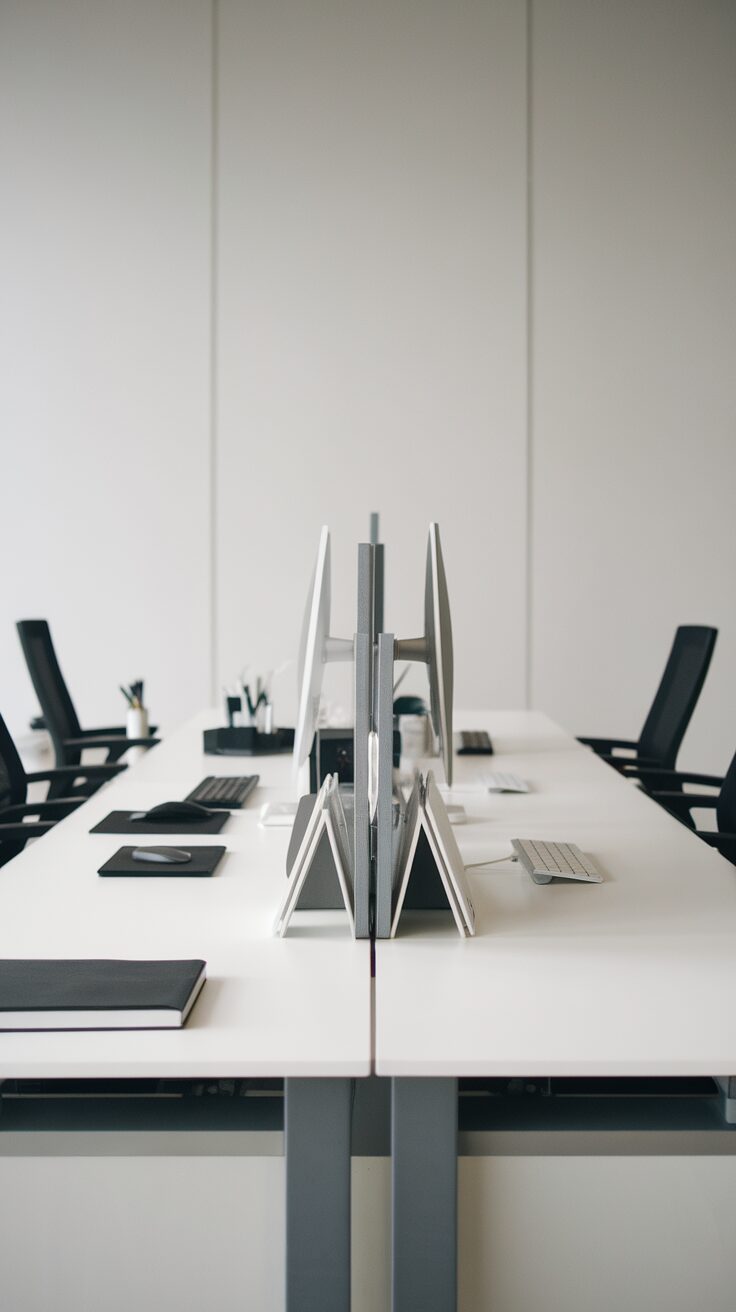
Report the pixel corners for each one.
[98,845,227,877]
[90,811,229,836]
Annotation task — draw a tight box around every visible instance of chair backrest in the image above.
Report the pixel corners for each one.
[717,752,736,837]
[639,626,718,769]
[16,620,82,764]
[0,712,28,810]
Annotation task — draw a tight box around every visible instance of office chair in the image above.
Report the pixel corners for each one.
[578,625,717,778]
[16,619,159,779]
[636,752,736,865]
[0,711,124,867]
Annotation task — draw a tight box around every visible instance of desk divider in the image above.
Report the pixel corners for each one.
[375,633,396,939]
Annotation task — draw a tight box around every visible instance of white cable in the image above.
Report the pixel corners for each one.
[465,853,517,870]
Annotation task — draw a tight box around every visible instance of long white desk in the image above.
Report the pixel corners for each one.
[5,708,736,1311]
[377,710,736,1311]
[0,710,371,1312]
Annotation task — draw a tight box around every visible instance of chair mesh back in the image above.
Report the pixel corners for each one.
[639,626,717,769]
[717,752,736,837]
[0,712,28,809]
[16,620,82,764]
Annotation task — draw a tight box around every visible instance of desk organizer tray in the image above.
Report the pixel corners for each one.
[203,726,294,756]
[90,811,229,836]
[98,846,227,877]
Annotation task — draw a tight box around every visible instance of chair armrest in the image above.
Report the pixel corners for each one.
[78,725,158,738]
[621,766,722,790]
[1,800,82,821]
[577,737,638,754]
[599,754,660,771]
[25,764,127,783]
[77,726,127,737]
[63,736,160,750]
[651,791,718,818]
[0,821,55,841]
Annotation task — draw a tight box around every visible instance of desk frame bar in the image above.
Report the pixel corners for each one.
[392,1077,458,1312]
[285,1077,352,1312]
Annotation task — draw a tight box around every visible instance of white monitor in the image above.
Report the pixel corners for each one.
[395,523,454,785]
[293,527,353,770]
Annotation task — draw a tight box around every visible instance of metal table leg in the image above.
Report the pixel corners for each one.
[392,1077,458,1312]
[285,1077,352,1312]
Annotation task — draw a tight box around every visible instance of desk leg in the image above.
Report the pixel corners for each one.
[284,1077,352,1312]
[391,1077,458,1312]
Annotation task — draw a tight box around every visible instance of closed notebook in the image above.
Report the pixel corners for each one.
[98,846,226,878]
[0,959,206,1030]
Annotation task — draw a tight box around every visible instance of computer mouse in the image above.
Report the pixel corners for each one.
[131,800,213,824]
[131,847,192,865]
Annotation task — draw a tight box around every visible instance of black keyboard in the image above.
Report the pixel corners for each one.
[184,775,259,809]
[456,730,494,756]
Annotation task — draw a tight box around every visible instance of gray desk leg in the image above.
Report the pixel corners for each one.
[285,1077,352,1312]
[392,1077,458,1312]
[716,1076,736,1123]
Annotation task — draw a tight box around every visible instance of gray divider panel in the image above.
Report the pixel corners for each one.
[354,542,374,938]
[354,631,371,938]
[374,542,385,634]
[354,542,385,936]
[375,633,396,938]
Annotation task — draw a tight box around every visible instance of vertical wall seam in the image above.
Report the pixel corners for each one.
[524,0,534,710]
[209,0,219,702]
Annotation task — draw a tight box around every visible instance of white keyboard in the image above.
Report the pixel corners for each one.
[483,771,528,793]
[511,838,603,884]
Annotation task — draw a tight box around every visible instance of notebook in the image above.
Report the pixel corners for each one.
[273,776,355,935]
[391,771,476,938]
[98,846,226,878]
[0,959,206,1030]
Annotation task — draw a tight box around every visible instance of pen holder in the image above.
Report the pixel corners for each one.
[126,706,149,763]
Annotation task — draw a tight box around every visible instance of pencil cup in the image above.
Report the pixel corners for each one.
[126,707,149,763]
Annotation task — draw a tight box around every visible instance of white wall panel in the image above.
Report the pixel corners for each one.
[530,0,736,773]
[0,0,212,741]
[216,0,528,725]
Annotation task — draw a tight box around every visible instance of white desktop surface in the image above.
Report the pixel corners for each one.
[0,712,370,1079]
[378,710,736,1077]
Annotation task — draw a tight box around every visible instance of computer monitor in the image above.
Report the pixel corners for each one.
[293,526,353,769]
[395,523,454,785]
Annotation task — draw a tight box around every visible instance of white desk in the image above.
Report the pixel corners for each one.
[0,711,371,1312]
[377,710,736,1311]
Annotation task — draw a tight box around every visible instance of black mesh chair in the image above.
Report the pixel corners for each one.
[17,619,159,778]
[639,752,736,865]
[0,710,125,867]
[578,626,717,779]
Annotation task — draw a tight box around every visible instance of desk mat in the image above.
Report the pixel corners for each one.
[90,811,229,836]
[98,846,227,878]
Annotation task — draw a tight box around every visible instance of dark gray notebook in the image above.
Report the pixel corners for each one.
[98,846,226,878]
[0,959,206,1030]
[91,811,228,836]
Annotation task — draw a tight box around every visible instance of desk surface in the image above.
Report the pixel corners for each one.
[0,711,371,1080]
[376,711,736,1077]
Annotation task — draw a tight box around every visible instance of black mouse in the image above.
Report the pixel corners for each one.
[131,847,192,864]
[131,800,213,824]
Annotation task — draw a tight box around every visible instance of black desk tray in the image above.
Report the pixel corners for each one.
[91,811,229,836]
[203,727,294,756]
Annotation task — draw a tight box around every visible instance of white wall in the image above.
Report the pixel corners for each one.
[0,0,213,743]
[215,0,528,725]
[530,0,736,774]
[1,0,734,773]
